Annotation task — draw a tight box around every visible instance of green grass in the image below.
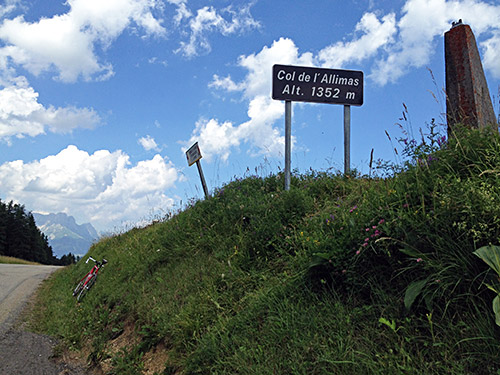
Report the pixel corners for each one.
[0,255,41,265]
[29,125,500,374]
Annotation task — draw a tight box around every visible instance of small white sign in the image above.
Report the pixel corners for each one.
[186,142,202,166]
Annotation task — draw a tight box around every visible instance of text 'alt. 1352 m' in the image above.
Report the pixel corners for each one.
[272,64,363,106]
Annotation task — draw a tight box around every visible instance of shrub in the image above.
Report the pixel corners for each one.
[304,125,500,314]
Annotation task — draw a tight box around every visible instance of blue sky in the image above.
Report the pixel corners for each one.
[0,0,498,233]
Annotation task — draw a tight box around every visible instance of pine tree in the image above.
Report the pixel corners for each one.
[0,200,7,255]
[0,199,56,264]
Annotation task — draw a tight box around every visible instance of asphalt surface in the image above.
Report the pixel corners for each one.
[0,264,59,333]
[0,264,88,375]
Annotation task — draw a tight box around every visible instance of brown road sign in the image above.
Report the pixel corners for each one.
[272,64,363,106]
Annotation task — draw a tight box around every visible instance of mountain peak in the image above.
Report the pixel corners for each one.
[33,212,98,257]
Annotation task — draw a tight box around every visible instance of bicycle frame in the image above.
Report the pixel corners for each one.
[77,262,101,288]
[73,256,107,301]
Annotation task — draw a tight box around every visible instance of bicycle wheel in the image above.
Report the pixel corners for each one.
[73,280,85,296]
[77,275,97,302]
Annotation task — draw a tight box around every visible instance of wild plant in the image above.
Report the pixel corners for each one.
[305,123,500,315]
[474,245,500,326]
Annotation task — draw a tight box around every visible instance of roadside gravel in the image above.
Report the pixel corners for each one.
[0,325,89,375]
[0,264,92,375]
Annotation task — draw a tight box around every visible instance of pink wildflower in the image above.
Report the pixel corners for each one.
[416,258,423,263]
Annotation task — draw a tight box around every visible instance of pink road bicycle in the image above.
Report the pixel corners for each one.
[72,256,108,302]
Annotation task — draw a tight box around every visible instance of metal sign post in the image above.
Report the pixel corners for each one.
[196,160,209,198]
[272,64,363,189]
[186,142,209,198]
[344,105,351,174]
[285,100,292,190]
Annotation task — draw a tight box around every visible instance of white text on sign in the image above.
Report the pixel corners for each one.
[272,64,363,106]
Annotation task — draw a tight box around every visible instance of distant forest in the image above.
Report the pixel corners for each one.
[0,199,76,265]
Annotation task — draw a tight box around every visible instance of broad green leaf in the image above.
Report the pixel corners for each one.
[313,252,331,260]
[379,317,397,332]
[473,245,500,276]
[474,246,500,327]
[485,282,500,294]
[399,248,424,259]
[309,254,330,268]
[493,295,500,327]
[404,279,428,310]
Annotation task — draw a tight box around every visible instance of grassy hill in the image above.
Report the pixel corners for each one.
[0,255,41,265]
[29,125,500,374]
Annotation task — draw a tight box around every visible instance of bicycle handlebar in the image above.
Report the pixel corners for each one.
[85,256,107,266]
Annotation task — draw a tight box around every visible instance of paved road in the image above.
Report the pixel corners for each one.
[0,264,60,334]
[0,263,88,374]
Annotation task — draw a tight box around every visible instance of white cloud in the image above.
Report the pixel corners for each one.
[0,78,100,144]
[317,0,500,85]
[184,96,287,162]
[196,0,500,163]
[138,135,161,152]
[185,118,239,162]
[0,0,166,82]
[148,56,168,67]
[0,0,260,80]
[167,0,188,5]
[208,37,314,100]
[237,38,314,99]
[209,74,245,92]
[68,0,165,40]
[172,1,192,25]
[236,95,287,157]
[0,0,22,18]
[186,38,309,161]
[318,12,397,69]
[0,13,109,82]
[370,0,500,84]
[0,0,164,145]
[481,30,500,79]
[0,145,178,231]
[175,4,260,58]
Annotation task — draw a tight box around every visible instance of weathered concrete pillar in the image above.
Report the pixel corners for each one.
[445,22,497,133]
